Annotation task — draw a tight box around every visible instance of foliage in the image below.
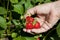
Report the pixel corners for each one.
[0,0,60,40]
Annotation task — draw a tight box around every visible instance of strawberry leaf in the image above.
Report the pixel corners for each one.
[0,16,7,29]
[25,2,33,11]
[0,7,7,15]
[13,36,26,40]
[56,22,60,37]
[10,0,18,3]
[13,4,24,15]
[24,37,36,40]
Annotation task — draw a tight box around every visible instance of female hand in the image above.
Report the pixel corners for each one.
[23,1,60,34]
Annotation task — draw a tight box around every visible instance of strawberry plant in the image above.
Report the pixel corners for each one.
[0,0,60,40]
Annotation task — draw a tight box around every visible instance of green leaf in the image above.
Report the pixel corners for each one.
[26,0,31,2]
[25,37,36,40]
[20,0,25,4]
[10,0,18,3]
[34,34,42,38]
[36,0,43,2]
[0,30,5,37]
[31,0,36,3]
[35,0,44,3]
[13,4,24,14]
[13,36,26,40]
[0,7,7,15]
[0,16,7,29]
[50,37,54,40]
[12,19,20,26]
[11,32,17,38]
[0,30,5,34]
[25,2,33,11]
[56,23,60,37]
[44,0,51,3]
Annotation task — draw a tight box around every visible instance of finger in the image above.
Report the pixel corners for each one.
[41,21,50,31]
[24,3,52,18]
[35,3,52,14]
[31,21,52,34]
[31,21,53,34]
[23,29,34,34]
[31,28,47,34]
[23,29,31,33]
[23,29,26,32]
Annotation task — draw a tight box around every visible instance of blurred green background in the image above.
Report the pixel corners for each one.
[0,0,60,40]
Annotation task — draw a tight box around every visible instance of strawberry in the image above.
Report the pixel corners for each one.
[26,16,34,23]
[26,16,41,29]
[37,37,40,40]
[26,22,33,29]
[34,22,40,29]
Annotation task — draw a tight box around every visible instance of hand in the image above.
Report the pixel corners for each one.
[23,2,60,34]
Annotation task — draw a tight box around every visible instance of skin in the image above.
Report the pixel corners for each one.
[23,1,60,34]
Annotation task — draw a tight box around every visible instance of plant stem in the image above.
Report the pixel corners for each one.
[6,0,9,17]
[9,11,12,21]
[6,0,11,35]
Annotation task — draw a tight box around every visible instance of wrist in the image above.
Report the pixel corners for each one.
[53,1,60,19]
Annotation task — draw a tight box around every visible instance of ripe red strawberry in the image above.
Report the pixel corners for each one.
[26,22,33,29]
[26,16,41,29]
[37,37,40,40]
[34,22,40,29]
[26,16,34,23]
